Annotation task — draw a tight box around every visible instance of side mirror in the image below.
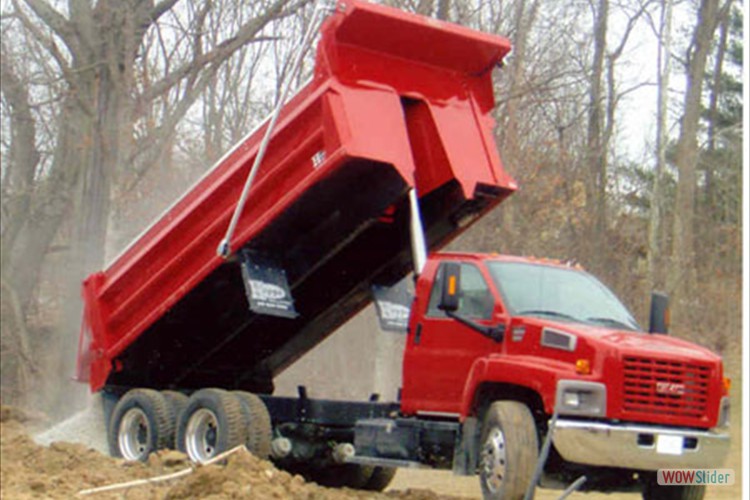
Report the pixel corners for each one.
[438,262,461,313]
[649,292,670,334]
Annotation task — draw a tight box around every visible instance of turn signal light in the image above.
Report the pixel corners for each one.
[575,359,591,375]
[722,377,732,395]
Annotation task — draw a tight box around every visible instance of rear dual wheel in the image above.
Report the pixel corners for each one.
[233,391,272,459]
[108,389,177,461]
[175,388,273,463]
[110,388,272,464]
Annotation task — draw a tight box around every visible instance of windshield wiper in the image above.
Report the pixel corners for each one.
[586,316,638,331]
[516,310,581,322]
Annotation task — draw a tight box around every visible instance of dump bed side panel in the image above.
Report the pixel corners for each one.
[77,0,515,392]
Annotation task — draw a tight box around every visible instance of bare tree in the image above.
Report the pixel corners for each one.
[647,0,673,291]
[0,0,305,410]
[584,0,609,264]
[667,0,729,301]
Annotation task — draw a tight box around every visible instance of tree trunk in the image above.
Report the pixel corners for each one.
[667,0,723,303]
[647,0,673,292]
[497,0,538,254]
[703,6,731,224]
[585,0,609,268]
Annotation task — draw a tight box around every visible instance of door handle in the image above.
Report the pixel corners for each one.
[414,324,422,345]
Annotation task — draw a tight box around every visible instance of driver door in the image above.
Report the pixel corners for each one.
[402,261,502,415]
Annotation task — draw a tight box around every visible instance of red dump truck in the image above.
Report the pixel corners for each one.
[76,2,730,499]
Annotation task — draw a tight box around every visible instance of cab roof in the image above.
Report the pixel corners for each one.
[431,252,585,270]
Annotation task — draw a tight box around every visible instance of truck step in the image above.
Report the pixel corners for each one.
[345,456,429,469]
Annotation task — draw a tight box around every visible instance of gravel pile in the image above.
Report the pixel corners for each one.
[32,394,108,455]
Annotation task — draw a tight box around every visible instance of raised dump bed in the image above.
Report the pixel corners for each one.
[76,0,516,394]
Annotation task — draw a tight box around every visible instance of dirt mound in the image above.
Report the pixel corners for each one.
[0,408,460,499]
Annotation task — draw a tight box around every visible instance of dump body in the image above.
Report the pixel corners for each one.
[77,0,516,393]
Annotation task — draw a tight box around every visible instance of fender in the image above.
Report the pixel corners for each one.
[459,355,580,419]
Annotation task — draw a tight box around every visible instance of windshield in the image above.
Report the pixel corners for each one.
[487,262,641,331]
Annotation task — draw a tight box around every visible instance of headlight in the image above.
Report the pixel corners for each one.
[555,380,606,417]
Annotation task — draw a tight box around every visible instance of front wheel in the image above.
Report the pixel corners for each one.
[478,401,539,500]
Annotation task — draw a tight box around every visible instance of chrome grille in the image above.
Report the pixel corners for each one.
[622,356,710,418]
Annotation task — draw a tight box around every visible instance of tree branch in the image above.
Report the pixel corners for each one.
[22,0,77,52]
[149,0,182,25]
[139,0,299,104]
[12,0,72,76]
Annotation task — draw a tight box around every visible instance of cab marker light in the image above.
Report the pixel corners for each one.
[575,359,591,375]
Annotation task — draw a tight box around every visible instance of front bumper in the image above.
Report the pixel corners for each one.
[552,419,730,471]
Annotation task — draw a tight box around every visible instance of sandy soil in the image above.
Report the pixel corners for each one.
[1,409,463,500]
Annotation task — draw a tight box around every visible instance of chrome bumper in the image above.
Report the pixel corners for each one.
[552,419,730,471]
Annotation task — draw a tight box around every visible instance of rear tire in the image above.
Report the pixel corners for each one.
[108,389,173,461]
[176,388,247,463]
[232,391,272,459]
[162,390,188,417]
[478,401,538,500]
[642,472,706,500]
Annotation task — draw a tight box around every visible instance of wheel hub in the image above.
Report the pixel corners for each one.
[481,427,507,494]
[118,407,151,461]
[185,408,219,463]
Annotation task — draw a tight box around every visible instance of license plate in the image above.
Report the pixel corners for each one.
[656,434,684,455]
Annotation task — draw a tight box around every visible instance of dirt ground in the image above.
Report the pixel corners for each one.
[0,374,742,500]
[0,408,458,500]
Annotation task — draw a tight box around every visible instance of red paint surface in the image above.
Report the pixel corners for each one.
[77,1,515,392]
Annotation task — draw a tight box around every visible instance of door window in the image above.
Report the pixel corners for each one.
[427,263,494,319]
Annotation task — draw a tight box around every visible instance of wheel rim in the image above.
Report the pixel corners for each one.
[118,407,151,461]
[481,427,507,494]
[185,408,219,463]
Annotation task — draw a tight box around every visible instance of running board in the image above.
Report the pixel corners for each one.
[345,456,428,469]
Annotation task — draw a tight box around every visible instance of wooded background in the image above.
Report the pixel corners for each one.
[0,0,744,415]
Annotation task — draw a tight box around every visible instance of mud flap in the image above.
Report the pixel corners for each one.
[240,250,298,319]
[371,277,413,333]
[453,417,479,476]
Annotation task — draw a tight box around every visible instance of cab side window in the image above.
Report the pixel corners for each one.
[427,263,494,319]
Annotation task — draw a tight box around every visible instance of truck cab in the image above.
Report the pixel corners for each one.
[392,252,730,498]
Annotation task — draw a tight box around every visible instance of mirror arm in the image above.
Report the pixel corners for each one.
[446,311,505,343]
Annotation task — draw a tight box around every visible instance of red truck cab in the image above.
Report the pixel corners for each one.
[395,252,730,498]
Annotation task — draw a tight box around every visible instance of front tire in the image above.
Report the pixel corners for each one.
[108,389,174,461]
[642,472,706,500]
[176,388,247,463]
[478,401,538,500]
